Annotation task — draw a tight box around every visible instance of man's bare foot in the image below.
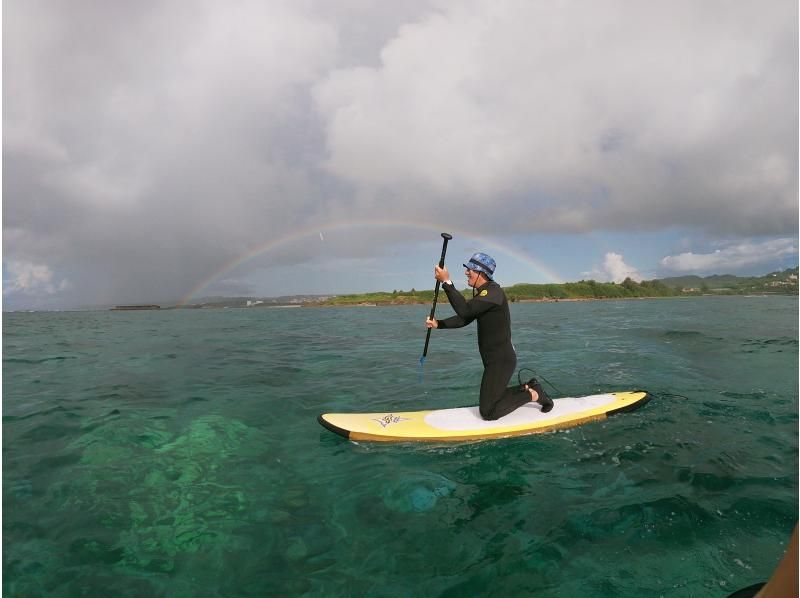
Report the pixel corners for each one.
[525,378,553,413]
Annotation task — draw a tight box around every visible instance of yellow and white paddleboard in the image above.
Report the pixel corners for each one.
[318,391,651,442]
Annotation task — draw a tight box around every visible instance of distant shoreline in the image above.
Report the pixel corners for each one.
[301,268,798,308]
[4,293,797,314]
[301,293,793,308]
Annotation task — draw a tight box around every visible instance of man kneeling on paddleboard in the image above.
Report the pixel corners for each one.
[425,252,553,420]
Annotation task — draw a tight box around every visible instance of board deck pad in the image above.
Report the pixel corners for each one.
[318,391,651,442]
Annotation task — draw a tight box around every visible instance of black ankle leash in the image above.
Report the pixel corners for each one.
[517,367,563,396]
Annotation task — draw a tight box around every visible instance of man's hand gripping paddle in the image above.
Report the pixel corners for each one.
[419,232,452,382]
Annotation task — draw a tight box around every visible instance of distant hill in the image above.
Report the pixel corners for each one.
[657,274,747,288]
[656,267,798,294]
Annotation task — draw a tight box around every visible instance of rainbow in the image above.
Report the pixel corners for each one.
[178,219,563,305]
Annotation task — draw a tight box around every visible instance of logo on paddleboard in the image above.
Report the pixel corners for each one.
[372,414,411,428]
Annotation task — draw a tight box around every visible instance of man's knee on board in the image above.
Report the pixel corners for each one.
[480,405,500,421]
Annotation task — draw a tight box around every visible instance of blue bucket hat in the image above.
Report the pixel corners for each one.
[463,252,496,280]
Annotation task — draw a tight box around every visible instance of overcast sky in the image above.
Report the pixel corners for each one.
[3,0,798,309]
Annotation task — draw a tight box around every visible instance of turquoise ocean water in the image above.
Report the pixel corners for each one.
[3,296,798,596]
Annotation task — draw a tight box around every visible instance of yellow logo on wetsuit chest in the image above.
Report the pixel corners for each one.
[479,290,488,296]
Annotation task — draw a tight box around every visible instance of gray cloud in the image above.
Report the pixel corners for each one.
[5,0,344,306]
[3,0,797,308]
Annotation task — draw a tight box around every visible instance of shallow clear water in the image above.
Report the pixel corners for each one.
[3,297,797,596]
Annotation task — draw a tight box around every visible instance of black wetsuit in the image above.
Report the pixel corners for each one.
[437,280,530,420]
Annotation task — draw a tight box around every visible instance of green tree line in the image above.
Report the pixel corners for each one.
[319,277,677,306]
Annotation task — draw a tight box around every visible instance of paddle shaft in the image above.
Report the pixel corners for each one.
[422,233,452,359]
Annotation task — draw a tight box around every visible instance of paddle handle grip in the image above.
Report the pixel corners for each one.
[422,233,452,359]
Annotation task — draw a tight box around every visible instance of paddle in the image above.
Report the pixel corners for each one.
[419,232,453,379]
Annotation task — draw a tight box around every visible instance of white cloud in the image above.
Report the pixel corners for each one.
[584,252,642,283]
[660,238,798,273]
[3,260,70,295]
[314,0,797,233]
